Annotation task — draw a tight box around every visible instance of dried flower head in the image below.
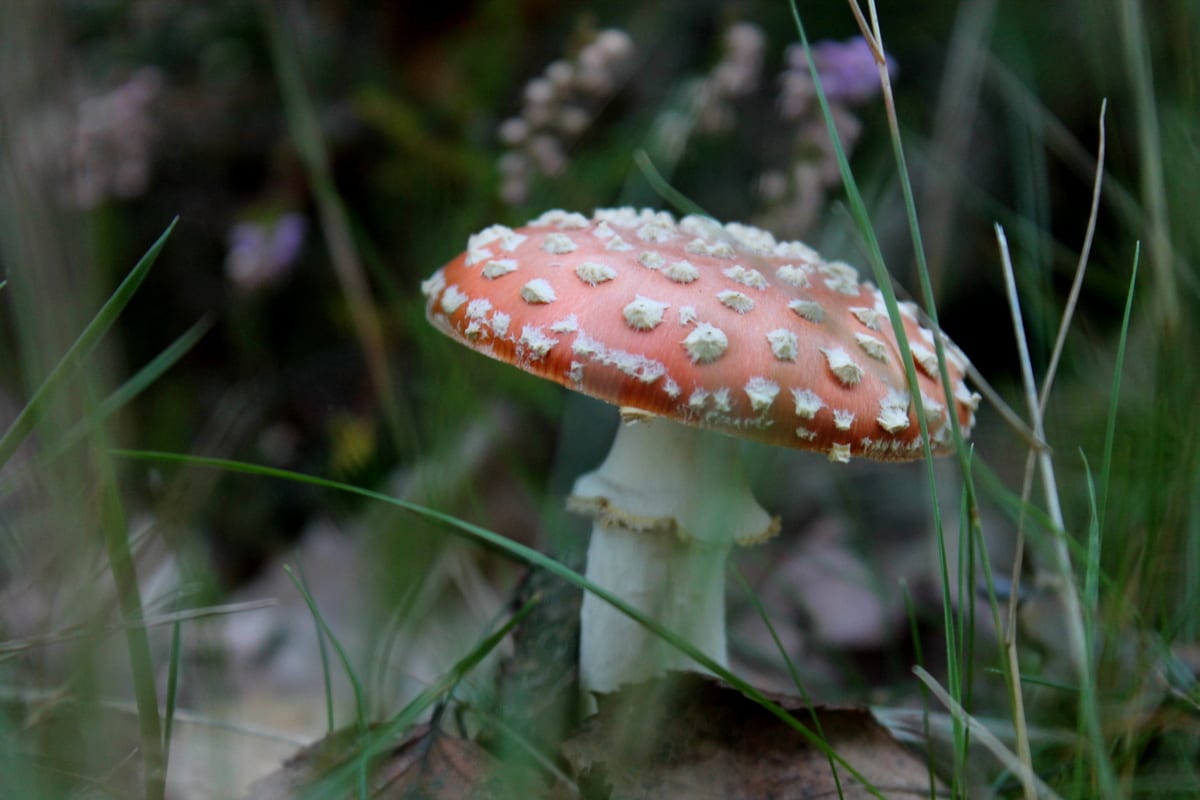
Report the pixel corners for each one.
[760,37,897,237]
[497,28,636,205]
[67,67,164,209]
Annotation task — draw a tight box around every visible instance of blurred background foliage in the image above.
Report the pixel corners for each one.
[0,0,1197,796]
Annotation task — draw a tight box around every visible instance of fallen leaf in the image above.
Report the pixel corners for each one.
[562,673,941,799]
[247,721,545,799]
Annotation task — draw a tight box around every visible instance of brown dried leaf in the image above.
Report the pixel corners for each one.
[562,673,941,799]
[247,722,544,799]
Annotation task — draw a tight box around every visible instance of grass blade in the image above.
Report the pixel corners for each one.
[161,618,183,779]
[0,599,277,659]
[632,149,708,218]
[92,399,165,800]
[789,1,976,784]
[284,564,366,737]
[733,569,847,799]
[36,317,211,462]
[1037,102,1108,415]
[0,217,178,469]
[1097,245,1140,536]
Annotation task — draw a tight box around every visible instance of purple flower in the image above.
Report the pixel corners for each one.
[814,37,895,103]
[225,213,307,293]
[787,37,897,107]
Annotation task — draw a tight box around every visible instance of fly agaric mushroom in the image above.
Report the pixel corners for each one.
[423,207,979,695]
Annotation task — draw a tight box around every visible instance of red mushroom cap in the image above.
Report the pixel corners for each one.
[423,208,979,462]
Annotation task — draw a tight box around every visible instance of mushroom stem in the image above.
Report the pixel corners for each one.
[568,416,777,695]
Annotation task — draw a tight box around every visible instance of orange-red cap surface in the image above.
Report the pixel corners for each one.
[423,208,979,462]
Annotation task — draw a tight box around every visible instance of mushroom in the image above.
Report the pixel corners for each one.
[422,207,979,695]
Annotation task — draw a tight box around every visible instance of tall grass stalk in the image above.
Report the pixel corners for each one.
[1115,0,1179,332]
[1036,102,1108,416]
[90,390,165,800]
[1098,246,1140,538]
[1001,102,1110,798]
[995,225,1117,794]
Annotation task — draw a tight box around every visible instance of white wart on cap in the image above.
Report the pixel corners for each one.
[424,207,980,462]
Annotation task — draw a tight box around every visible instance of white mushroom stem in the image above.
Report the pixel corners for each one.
[568,415,777,695]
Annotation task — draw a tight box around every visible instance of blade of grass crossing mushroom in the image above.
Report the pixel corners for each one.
[789,0,976,778]
[0,217,177,469]
[854,6,1035,785]
[848,1,978,460]
[854,0,991,561]
[785,6,943,460]
[632,149,710,219]
[115,449,895,799]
